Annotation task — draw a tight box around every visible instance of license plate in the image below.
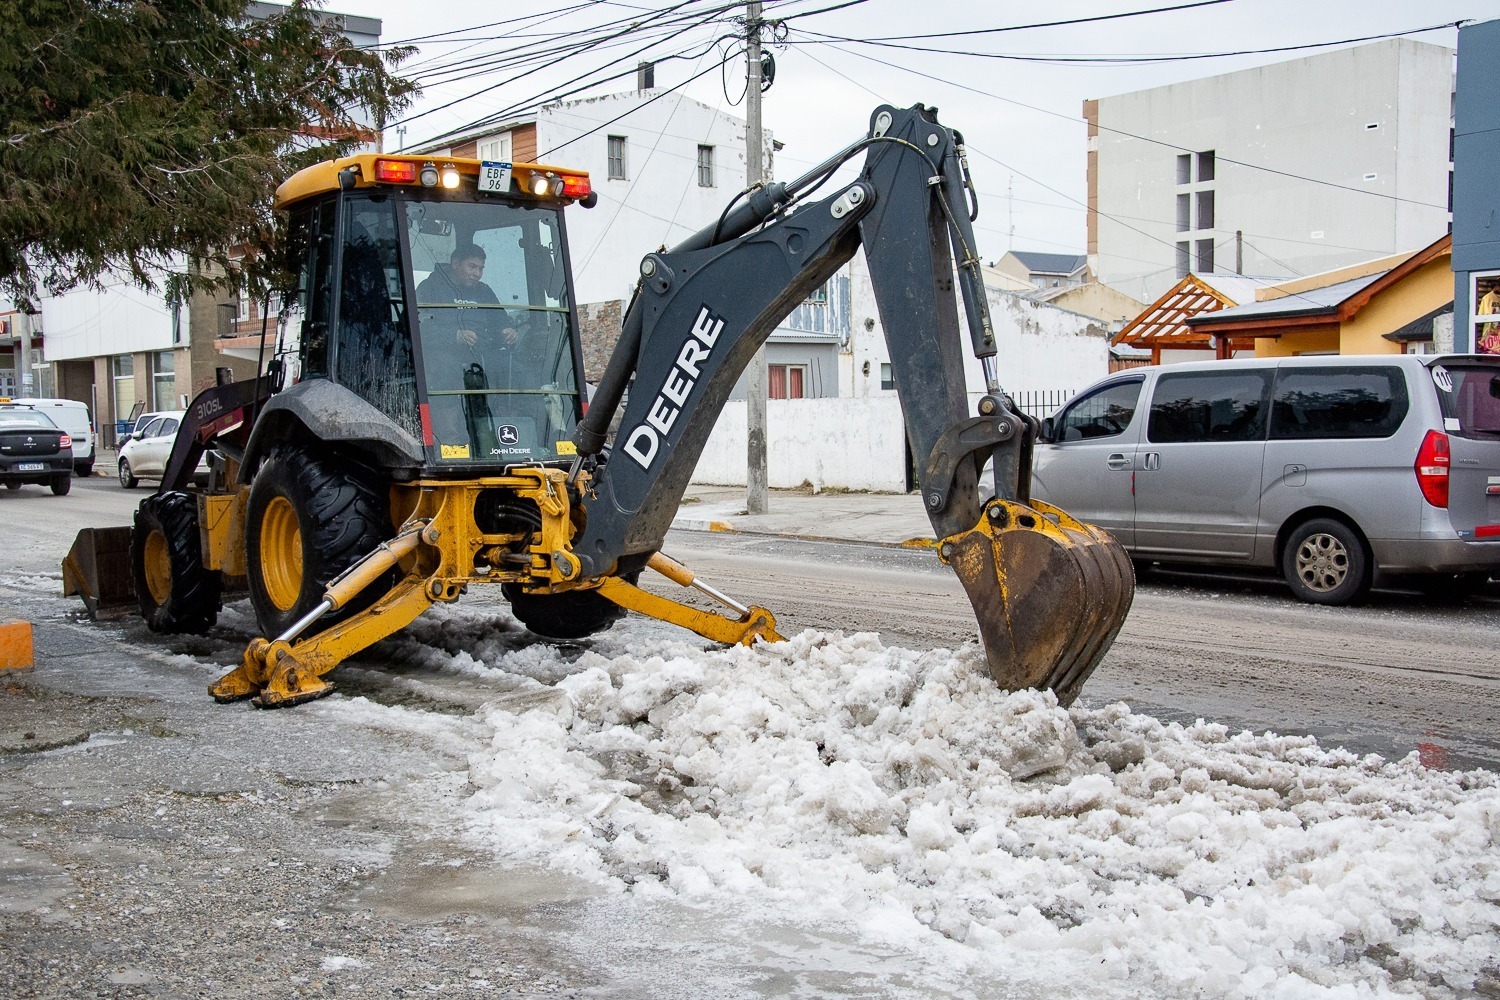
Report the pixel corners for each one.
[478,161,512,194]
[16,462,43,472]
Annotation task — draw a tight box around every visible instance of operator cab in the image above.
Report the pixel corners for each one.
[276,155,593,474]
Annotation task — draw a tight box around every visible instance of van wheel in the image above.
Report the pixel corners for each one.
[132,491,222,634]
[1282,518,1370,605]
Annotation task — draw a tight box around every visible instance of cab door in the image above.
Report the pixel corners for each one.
[1030,375,1147,547]
[1133,368,1272,560]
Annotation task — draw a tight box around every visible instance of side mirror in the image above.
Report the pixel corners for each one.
[1039,416,1056,443]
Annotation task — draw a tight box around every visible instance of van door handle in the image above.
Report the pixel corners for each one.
[1142,452,1161,471]
[1106,453,1132,470]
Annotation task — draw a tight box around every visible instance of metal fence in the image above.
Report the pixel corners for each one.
[1009,388,1074,418]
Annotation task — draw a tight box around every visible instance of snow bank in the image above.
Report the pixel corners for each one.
[413,609,1500,998]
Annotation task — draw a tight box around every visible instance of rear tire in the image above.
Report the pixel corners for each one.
[75,462,93,478]
[119,460,138,489]
[4,482,20,491]
[51,474,71,496]
[245,445,392,638]
[131,491,222,634]
[1282,517,1370,605]
[503,585,629,640]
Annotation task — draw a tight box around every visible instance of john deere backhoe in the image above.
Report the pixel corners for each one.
[65,104,1133,708]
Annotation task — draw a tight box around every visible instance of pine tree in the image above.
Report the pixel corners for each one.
[0,0,415,303]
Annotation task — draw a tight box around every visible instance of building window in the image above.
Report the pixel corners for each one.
[151,351,176,409]
[1197,150,1215,182]
[1195,239,1215,274]
[1176,193,1191,232]
[1175,242,1190,278]
[1196,190,1215,230]
[1176,153,1192,185]
[880,362,895,391]
[112,354,136,429]
[1474,272,1500,355]
[697,144,714,187]
[607,135,627,180]
[477,134,512,163]
[769,364,806,399]
[806,284,828,304]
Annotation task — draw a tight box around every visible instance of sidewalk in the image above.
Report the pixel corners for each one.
[674,483,936,548]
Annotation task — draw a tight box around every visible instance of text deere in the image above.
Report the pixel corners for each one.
[623,306,724,470]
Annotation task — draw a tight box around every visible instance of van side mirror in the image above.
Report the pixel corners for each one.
[1039,416,1056,443]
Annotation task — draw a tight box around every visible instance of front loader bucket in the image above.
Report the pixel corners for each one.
[62,527,136,620]
[942,498,1133,707]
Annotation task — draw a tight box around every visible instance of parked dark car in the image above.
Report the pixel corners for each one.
[0,406,75,495]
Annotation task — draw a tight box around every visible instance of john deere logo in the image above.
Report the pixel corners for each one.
[497,424,519,446]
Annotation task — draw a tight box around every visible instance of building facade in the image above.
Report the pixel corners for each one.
[1453,18,1500,355]
[1086,39,1454,303]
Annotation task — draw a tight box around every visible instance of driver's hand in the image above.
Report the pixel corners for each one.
[501,326,519,347]
[457,327,478,346]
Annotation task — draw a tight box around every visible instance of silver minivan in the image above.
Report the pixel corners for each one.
[1031,354,1500,604]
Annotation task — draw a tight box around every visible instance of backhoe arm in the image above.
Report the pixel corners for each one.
[572,104,1133,705]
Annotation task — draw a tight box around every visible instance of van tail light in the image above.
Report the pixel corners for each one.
[59,434,72,448]
[1414,429,1449,508]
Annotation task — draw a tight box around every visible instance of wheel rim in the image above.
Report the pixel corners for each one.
[119,461,130,486]
[142,530,173,606]
[259,495,304,612]
[1295,532,1349,593]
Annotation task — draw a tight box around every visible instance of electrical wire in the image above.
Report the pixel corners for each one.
[796,33,1450,210]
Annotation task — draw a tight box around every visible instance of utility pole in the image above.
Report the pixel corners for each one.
[744,1,769,515]
[1235,230,1244,275]
[16,307,33,398]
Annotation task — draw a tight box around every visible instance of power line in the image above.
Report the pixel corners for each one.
[795,32,1450,210]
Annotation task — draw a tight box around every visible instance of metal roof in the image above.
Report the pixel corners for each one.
[1186,272,1383,325]
[1010,252,1086,275]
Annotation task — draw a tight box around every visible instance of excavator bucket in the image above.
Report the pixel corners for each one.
[62,527,136,620]
[941,498,1133,707]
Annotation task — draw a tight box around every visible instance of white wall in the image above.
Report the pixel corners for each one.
[40,278,180,362]
[537,92,767,306]
[844,251,1111,400]
[691,396,907,492]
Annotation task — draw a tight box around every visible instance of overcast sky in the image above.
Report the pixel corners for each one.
[344,1,1487,266]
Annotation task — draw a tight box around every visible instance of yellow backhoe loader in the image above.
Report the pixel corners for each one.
[65,104,1133,708]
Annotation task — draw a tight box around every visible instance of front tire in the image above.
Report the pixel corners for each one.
[131,492,222,634]
[1282,517,1370,605]
[245,445,392,638]
[119,460,138,489]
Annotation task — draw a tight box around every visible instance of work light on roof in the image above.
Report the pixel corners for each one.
[440,164,461,189]
[419,162,439,188]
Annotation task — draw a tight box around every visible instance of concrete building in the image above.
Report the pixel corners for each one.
[1086,39,1454,304]
[1453,18,1500,354]
[991,251,1088,292]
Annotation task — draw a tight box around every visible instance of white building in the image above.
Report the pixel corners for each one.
[1086,39,1454,303]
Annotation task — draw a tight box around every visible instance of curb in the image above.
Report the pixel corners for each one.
[669,514,936,551]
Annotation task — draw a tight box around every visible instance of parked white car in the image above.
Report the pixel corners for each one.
[117,411,209,488]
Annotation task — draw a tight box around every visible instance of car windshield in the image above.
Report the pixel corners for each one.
[0,409,57,429]
[1435,363,1500,440]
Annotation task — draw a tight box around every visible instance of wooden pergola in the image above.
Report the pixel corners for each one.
[1112,274,1256,363]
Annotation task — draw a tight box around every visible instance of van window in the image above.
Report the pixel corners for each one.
[1436,363,1500,440]
[1056,379,1143,440]
[1147,370,1270,443]
[1269,366,1408,440]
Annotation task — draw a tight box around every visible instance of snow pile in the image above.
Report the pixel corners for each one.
[436,618,1499,997]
